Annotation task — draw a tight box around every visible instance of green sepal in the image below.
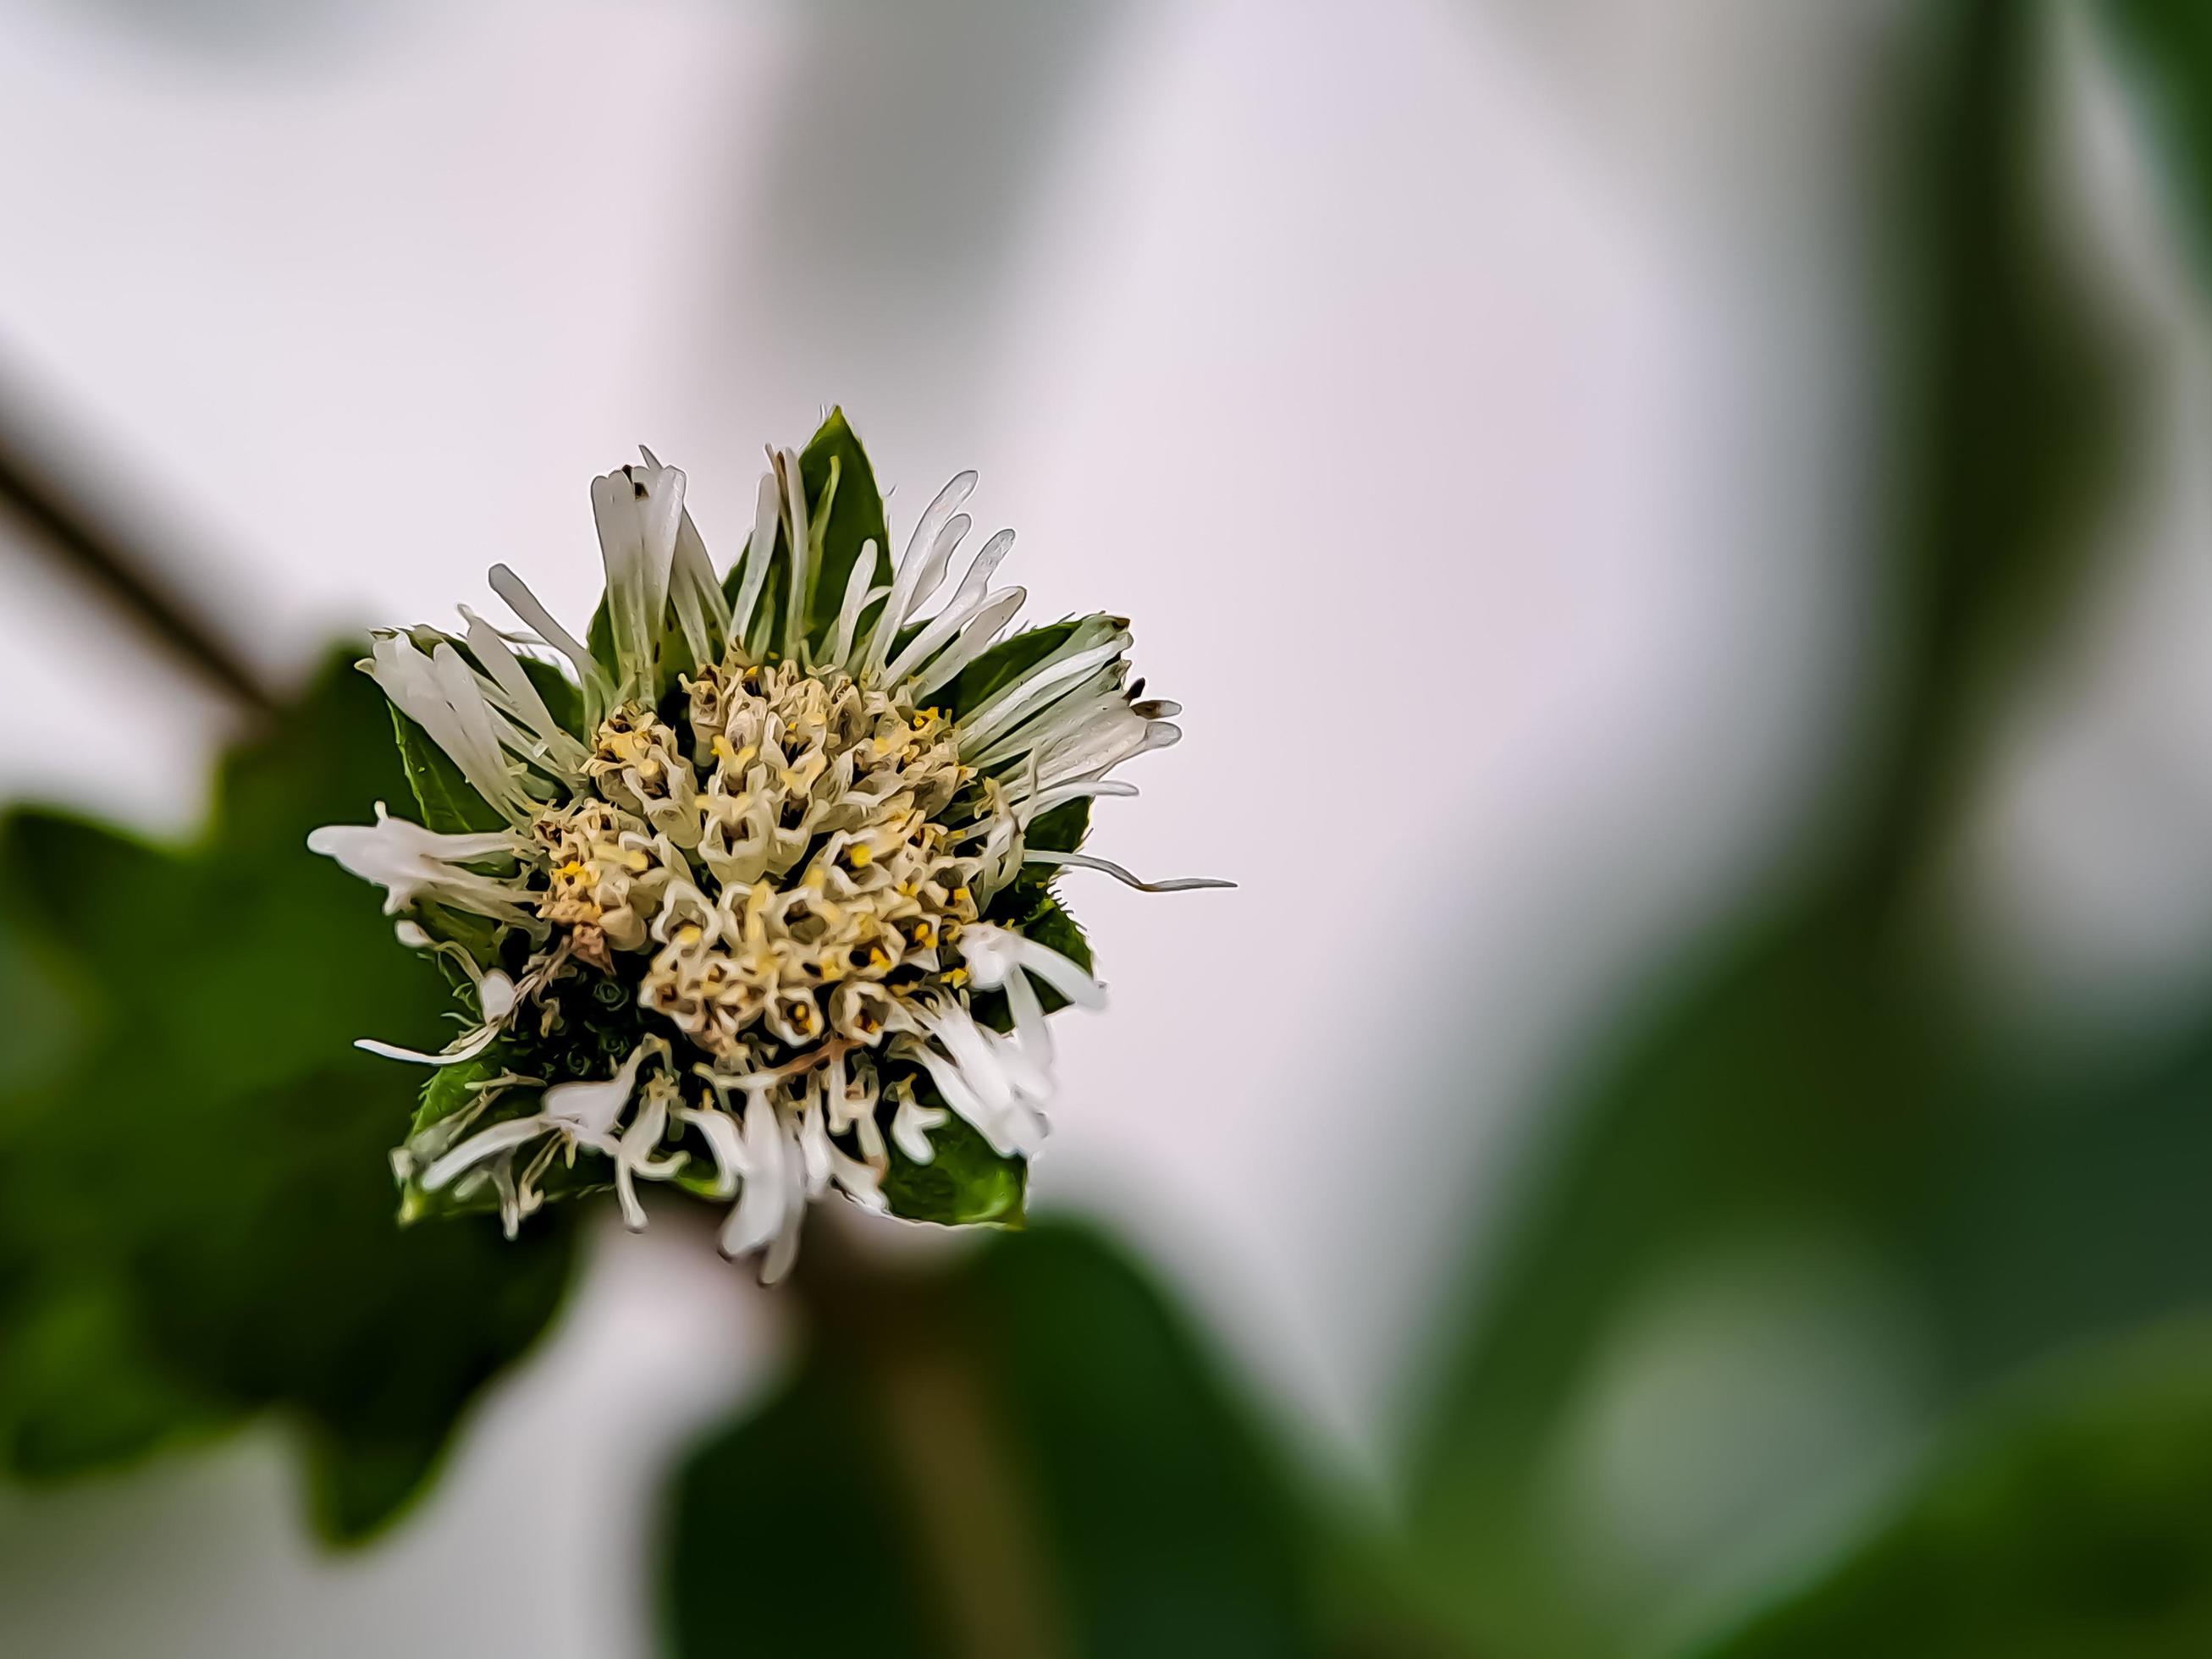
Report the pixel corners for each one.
[974,796,1094,1017]
[516,656,585,736]
[798,408,892,645]
[718,408,893,664]
[1023,796,1091,856]
[406,898,501,967]
[389,708,504,834]
[981,797,1089,929]
[880,1085,1028,1228]
[405,1050,509,1143]
[396,1050,614,1226]
[586,598,619,686]
[1019,897,1094,984]
[586,592,702,708]
[986,801,1088,915]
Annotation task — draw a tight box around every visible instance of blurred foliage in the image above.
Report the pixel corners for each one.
[0,656,577,1541]
[2102,1,2212,281]
[663,1223,1360,1659]
[1693,1319,2212,1658]
[14,1,2212,1647]
[1399,0,2212,1653]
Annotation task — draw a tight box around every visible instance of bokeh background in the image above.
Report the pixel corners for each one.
[7,0,2212,1654]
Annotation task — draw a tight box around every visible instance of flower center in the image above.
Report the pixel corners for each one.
[527,656,1003,1068]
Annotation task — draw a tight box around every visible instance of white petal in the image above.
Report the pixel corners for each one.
[541,1043,651,1138]
[592,464,683,697]
[308,804,527,919]
[776,448,812,662]
[729,470,781,658]
[675,1105,743,1199]
[488,563,610,719]
[355,1020,505,1066]
[891,1094,948,1162]
[960,922,1106,1011]
[905,588,1029,701]
[1022,848,1233,894]
[477,970,517,1021]
[1018,778,1139,818]
[957,636,1131,758]
[720,1091,793,1259]
[825,548,882,671]
[862,469,977,680]
[459,606,585,771]
[422,1116,556,1192]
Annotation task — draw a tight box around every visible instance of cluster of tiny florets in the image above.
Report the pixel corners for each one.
[521,655,1006,1089]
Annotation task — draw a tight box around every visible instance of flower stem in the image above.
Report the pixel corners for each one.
[789,1211,1075,1659]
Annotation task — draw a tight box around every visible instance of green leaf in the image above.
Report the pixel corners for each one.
[662,1224,1336,1659]
[0,652,579,1541]
[389,707,504,834]
[880,1101,1027,1228]
[1399,3,2147,1650]
[1692,1320,2212,1659]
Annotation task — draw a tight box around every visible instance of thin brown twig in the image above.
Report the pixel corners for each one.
[0,385,278,714]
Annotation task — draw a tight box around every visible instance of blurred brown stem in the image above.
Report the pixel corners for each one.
[0,387,278,714]
[788,1212,1074,1659]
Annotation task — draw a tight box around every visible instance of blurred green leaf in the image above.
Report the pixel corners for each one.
[2099,3,2212,281]
[663,1224,1336,1659]
[1400,1,2154,1651]
[1691,1320,2212,1659]
[0,653,578,1540]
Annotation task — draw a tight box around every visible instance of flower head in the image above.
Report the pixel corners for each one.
[311,412,1223,1279]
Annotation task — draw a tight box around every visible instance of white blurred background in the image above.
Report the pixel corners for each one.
[5,0,2209,1653]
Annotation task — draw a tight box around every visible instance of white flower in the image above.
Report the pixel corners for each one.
[306,804,532,923]
[313,417,1226,1277]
